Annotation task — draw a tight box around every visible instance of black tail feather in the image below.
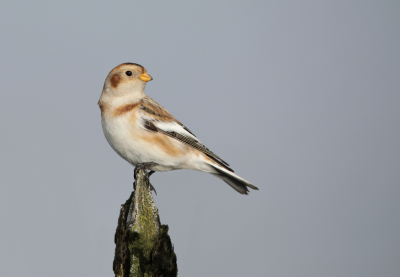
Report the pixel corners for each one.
[209,163,258,195]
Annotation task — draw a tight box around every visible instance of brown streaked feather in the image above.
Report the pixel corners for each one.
[139,97,232,171]
[140,97,196,135]
[157,129,233,172]
[140,96,177,122]
[143,119,158,132]
[181,125,196,137]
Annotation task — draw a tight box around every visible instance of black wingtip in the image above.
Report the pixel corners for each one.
[206,154,234,172]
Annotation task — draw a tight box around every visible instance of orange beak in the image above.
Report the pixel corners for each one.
[140,72,153,82]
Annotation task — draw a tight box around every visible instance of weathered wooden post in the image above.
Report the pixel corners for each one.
[113,169,177,277]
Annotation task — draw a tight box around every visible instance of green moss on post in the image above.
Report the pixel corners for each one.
[113,169,177,277]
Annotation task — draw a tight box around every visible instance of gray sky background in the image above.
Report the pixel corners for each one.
[1,1,399,276]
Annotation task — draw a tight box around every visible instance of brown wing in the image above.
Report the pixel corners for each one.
[140,96,197,136]
[140,97,233,171]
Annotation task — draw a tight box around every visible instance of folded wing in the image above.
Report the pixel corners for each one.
[138,96,232,172]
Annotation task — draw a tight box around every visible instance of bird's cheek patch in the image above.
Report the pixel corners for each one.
[110,73,121,88]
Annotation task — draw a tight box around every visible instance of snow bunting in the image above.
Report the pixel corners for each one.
[98,63,258,194]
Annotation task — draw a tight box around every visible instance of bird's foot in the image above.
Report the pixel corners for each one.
[133,163,158,194]
[134,162,158,179]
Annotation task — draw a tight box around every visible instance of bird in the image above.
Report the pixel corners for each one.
[98,63,258,194]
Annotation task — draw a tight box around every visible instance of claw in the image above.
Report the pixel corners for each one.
[149,182,157,195]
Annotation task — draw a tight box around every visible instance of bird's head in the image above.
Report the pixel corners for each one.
[101,63,152,100]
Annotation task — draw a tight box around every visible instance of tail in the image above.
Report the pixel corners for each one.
[207,162,259,195]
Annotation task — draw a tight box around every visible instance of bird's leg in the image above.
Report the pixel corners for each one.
[133,163,158,194]
[134,162,158,179]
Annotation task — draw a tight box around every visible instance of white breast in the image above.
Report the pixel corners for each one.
[101,114,143,165]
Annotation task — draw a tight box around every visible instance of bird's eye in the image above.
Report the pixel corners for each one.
[125,71,132,76]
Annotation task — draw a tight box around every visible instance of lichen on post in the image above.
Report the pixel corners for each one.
[113,169,177,277]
